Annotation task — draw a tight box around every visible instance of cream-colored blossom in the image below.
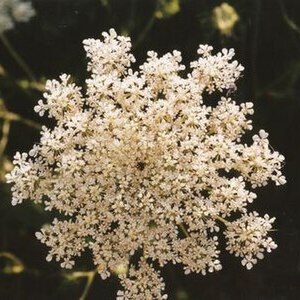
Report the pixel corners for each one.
[225,212,277,270]
[0,0,35,33]
[6,29,285,299]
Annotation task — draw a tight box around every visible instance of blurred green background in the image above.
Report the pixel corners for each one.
[0,0,299,299]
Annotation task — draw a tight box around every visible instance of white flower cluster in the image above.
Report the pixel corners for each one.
[225,212,277,270]
[0,0,35,33]
[117,259,168,300]
[6,29,286,299]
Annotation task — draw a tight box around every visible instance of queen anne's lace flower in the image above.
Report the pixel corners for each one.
[6,29,286,299]
[0,0,35,33]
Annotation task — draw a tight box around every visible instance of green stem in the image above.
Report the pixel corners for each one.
[133,0,159,49]
[214,215,230,226]
[0,111,41,130]
[179,223,190,237]
[0,119,10,157]
[133,16,155,49]
[279,0,300,36]
[79,270,97,300]
[0,33,36,81]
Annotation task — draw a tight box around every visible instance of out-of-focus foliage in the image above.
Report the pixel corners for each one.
[0,252,24,274]
[155,0,180,19]
[212,2,239,36]
[0,64,5,76]
[0,0,299,299]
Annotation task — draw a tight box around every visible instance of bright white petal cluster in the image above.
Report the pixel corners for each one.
[192,44,244,93]
[225,212,277,270]
[6,29,286,299]
[0,0,35,33]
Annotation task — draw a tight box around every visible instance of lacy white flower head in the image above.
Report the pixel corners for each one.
[0,0,35,33]
[6,29,286,299]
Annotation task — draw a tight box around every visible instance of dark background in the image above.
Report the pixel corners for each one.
[0,0,299,299]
